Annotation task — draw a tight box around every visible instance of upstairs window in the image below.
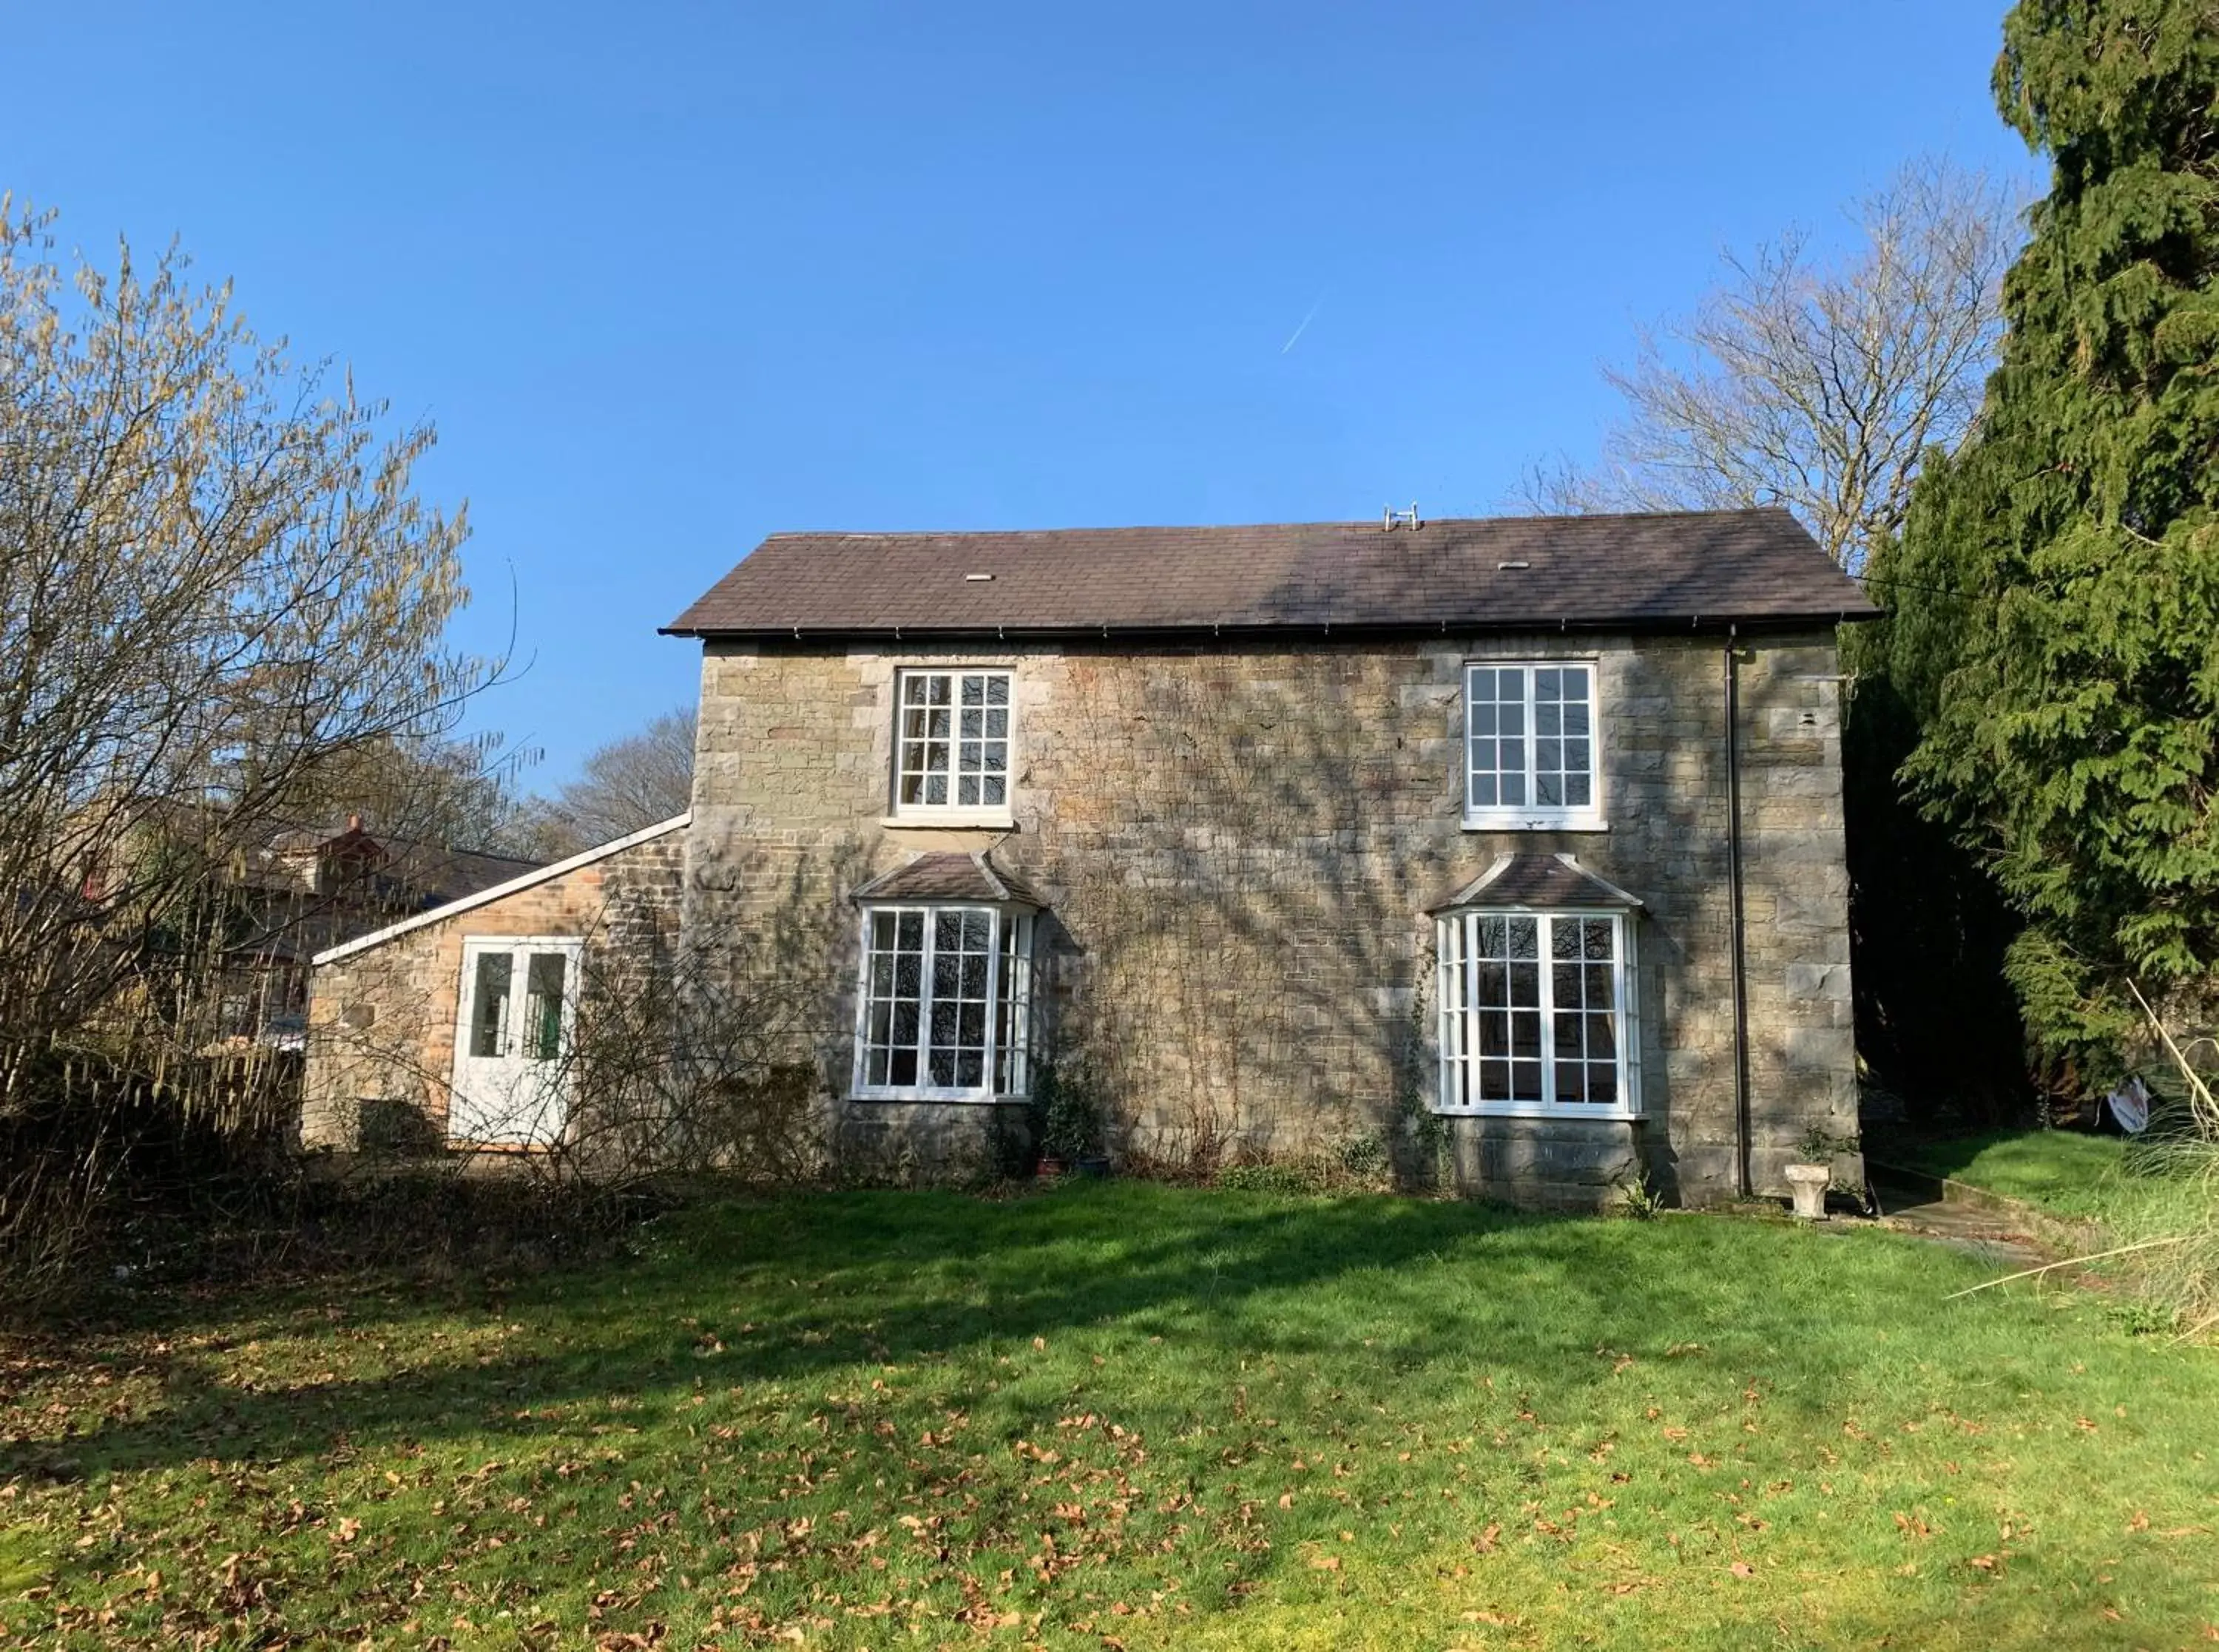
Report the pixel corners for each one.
[1465,662,1601,830]
[895,669,1013,818]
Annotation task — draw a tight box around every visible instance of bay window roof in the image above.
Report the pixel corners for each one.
[1429,853,1644,914]
[851,850,1044,908]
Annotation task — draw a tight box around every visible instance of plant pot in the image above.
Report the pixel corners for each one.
[1037,1154,1067,1179]
[1784,1162,1831,1221]
[1075,1154,1111,1179]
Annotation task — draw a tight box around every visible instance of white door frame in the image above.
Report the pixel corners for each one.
[448,935,584,1146]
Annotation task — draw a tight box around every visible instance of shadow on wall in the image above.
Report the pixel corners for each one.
[1037,651,1433,1180]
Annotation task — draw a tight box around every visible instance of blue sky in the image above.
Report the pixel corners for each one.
[3,2,2040,785]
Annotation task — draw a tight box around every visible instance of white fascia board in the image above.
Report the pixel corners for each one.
[311,813,690,967]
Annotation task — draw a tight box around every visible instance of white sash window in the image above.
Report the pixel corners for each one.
[1436,909,1638,1117]
[1465,662,1604,830]
[852,903,1033,1100]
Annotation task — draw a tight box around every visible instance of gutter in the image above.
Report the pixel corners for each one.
[658,610,1884,643]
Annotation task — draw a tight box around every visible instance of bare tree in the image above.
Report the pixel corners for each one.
[1519,157,2021,570]
[521,706,695,856]
[0,200,490,1295]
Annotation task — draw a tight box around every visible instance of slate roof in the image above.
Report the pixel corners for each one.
[851,852,1046,907]
[666,509,1878,640]
[1429,853,1644,914]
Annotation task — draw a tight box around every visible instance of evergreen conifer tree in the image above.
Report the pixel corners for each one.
[1876,0,2219,1068]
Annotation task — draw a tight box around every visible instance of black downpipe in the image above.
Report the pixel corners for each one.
[1724,626,1752,1198]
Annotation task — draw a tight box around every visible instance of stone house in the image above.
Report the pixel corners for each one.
[305,508,1877,1205]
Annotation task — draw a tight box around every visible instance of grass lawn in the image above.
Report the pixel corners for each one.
[1876,1128,2130,1222]
[4,1183,2218,1649]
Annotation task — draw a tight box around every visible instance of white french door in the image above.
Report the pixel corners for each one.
[448,936,582,1145]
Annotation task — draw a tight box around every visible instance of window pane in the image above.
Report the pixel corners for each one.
[1468,667,1527,815]
[994,913,1032,1096]
[1547,915,1621,1110]
[469,952,512,1058]
[523,952,567,1061]
[1477,1003,1510,1057]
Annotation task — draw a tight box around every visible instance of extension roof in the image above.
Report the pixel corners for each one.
[851,851,1045,907]
[665,509,1878,640]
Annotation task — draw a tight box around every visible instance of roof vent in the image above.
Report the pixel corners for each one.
[1382,502,1422,532]
[965,572,995,582]
[1497,559,1530,571]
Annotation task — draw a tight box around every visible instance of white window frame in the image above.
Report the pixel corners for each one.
[850,901,1035,1103]
[1462,659,1605,831]
[1433,906,1640,1119]
[888,667,1017,825]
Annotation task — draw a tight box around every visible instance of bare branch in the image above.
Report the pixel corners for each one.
[1518,157,2023,572]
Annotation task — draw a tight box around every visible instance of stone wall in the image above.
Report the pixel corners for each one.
[302,827,687,1150]
[683,631,1859,1205]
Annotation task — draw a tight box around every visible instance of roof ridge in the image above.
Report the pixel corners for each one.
[753,507,1797,541]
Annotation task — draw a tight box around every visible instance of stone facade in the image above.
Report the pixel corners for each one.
[681,630,1860,1206]
[301,825,686,1150]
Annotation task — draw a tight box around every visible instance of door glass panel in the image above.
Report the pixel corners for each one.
[524,952,568,1061]
[469,952,513,1057]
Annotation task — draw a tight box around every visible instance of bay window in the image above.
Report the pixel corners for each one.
[853,903,1033,1100]
[1436,907,1638,1116]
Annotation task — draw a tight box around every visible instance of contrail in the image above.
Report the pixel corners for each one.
[1279,291,1325,355]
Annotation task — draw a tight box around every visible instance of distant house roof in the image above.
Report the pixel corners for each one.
[260,822,545,909]
[851,851,1045,907]
[1429,853,1644,914]
[665,510,1879,640]
[312,813,691,967]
